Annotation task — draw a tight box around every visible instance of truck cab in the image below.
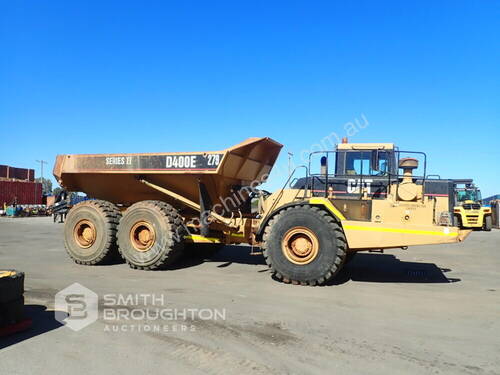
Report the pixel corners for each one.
[292,140,456,223]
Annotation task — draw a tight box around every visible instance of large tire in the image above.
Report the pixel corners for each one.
[117,201,186,270]
[0,296,25,327]
[64,200,121,265]
[262,205,347,286]
[483,215,492,231]
[0,271,24,303]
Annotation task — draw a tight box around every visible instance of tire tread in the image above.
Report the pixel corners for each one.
[65,200,121,265]
[118,200,185,270]
[261,205,347,286]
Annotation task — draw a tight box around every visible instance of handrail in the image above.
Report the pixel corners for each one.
[307,149,428,200]
[267,165,309,215]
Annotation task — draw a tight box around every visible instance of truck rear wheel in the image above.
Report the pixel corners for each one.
[262,206,347,286]
[117,201,186,270]
[483,215,492,231]
[64,200,121,265]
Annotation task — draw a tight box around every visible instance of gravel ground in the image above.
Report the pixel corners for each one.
[0,216,499,374]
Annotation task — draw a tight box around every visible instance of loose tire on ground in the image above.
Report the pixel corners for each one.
[0,271,24,303]
[0,297,25,327]
[117,200,186,270]
[64,200,121,265]
[483,215,492,231]
[262,205,347,286]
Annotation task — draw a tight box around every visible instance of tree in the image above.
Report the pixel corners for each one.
[52,186,64,196]
[35,177,53,195]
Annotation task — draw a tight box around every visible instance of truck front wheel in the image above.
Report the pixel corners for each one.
[262,206,347,286]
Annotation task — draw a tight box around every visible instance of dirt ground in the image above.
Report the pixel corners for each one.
[1,217,499,374]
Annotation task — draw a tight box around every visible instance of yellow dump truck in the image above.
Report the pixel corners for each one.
[53,137,470,285]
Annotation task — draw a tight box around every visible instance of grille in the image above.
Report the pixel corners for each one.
[466,215,479,224]
[463,203,481,210]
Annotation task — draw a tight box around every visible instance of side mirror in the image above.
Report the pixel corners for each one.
[371,150,379,172]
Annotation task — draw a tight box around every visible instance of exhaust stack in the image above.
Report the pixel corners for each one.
[397,158,419,201]
[399,158,419,183]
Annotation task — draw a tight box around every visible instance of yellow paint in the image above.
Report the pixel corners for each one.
[184,235,221,243]
[309,197,346,221]
[343,225,458,237]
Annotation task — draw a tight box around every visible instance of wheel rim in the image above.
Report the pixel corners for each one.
[282,226,319,265]
[73,219,96,248]
[130,221,156,252]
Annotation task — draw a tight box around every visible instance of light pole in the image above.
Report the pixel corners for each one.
[288,152,294,177]
[35,160,48,193]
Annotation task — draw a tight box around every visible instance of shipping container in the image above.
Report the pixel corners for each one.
[0,165,35,181]
[0,165,7,178]
[11,167,29,180]
[0,180,43,205]
[484,194,500,206]
[9,167,17,179]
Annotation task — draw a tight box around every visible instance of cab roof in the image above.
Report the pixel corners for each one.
[336,143,395,150]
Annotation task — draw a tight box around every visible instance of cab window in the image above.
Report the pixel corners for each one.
[345,151,389,176]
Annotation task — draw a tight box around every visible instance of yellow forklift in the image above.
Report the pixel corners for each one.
[453,180,492,231]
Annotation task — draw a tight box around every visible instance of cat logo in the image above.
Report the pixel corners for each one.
[347,178,373,194]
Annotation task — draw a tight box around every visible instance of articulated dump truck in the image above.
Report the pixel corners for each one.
[53,137,471,286]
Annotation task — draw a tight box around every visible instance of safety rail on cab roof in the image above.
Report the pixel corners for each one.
[307,149,428,202]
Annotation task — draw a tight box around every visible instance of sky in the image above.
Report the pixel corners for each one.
[1,1,499,196]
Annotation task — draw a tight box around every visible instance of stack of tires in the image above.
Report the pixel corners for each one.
[0,270,25,330]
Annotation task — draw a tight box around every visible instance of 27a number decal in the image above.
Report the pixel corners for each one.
[207,154,221,167]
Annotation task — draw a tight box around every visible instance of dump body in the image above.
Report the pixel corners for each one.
[54,137,282,209]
